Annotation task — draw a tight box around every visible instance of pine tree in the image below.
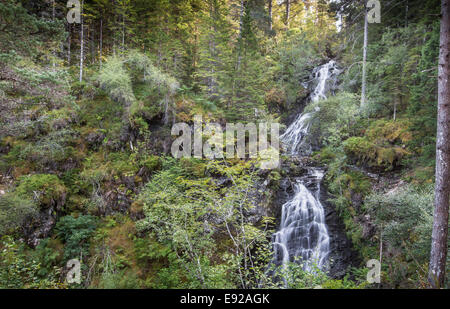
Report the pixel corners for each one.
[429,0,450,288]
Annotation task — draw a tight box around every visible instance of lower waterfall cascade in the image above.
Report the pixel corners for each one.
[272,60,341,275]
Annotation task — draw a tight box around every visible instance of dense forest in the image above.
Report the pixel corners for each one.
[0,0,448,289]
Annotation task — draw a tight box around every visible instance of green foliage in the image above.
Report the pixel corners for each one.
[364,184,445,287]
[306,92,360,148]
[136,159,217,288]
[0,193,37,235]
[365,185,436,263]
[98,269,142,289]
[407,21,440,163]
[0,236,62,288]
[33,238,64,278]
[20,129,79,168]
[0,1,65,58]
[55,215,97,261]
[343,137,377,164]
[271,33,320,109]
[98,56,136,107]
[136,158,274,288]
[342,119,411,171]
[15,174,66,207]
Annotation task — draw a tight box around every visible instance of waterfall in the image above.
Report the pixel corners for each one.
[273,60,340,277]
[280,60,340,155]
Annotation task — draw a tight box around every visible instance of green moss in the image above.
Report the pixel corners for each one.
[139,154,161,174]
[365,119,412,146]
[180,158,207,178]
[15,174,66,207]
[343,136,408,170]
[312,147,337,164]
[343,136,376,164]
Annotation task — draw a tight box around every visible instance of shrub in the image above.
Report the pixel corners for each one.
[364,184,448,287]
[20,129,78,167]
[15,174,66,207]
[0,236,62,288]
[305,92,360,148]
[364,185,436,262]
[98,57,135,107]
[0,193,37,235]
[343,136,408,170]
[55,215,97,261]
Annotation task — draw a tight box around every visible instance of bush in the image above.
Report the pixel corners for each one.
[98,57,135,107]
[343,136,408,171]
[305,92,360,148]
[15,174,66,207]
[365,185,436,262]
[55,215,97,261]
[364,184,447,287]
[0,236,62,288]
[0,193,37,235]
[20,129,79,168]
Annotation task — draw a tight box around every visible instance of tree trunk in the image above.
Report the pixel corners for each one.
[361,1,368,109]
[208,0,217,97]
[122,15,125,51]
[268,0,272,31]
[90,24,95,65]
[239,0,244,37]
[429,0,450,289]
[79,0,84,82]
[99,18,103,69]
[52,0,56,69]
[237,0,245,71]
[67,23,71,65]
[285,0,290,28]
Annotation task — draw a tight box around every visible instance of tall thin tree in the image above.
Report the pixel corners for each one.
[52,0,56,69]
[361,0,368,109]
[79,0,84,82]
[268,0,272,31]
[285,0,290,28]
[429,0,450,288]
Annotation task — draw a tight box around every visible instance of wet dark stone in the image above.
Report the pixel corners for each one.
[320,181,361,278]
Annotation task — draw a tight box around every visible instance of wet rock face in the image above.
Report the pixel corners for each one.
[320,181,361,278]
[85,131,106,150]
[22,193,66,248]
[23,208,57,248]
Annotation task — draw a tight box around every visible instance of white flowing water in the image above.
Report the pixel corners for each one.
[280,60,340,155]
[273,60,340,275]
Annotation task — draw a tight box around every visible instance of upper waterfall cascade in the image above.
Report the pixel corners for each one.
[273,60,340,275]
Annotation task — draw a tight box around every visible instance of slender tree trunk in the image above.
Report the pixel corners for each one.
[239,0,244,37]
[285,0,290,28]
[429,0,450,289]
[67,24,71,65]
[208,0,217,97]
[361,1,368,109]
[79,0,84,82]
[122,15,125,51]
[394,99,398,121]
[237,0,245,71]
[90,25,95,65]
[268,0,272,31]
[99,18,103,69]
[405,0,409,28]
[52,0,56,69]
